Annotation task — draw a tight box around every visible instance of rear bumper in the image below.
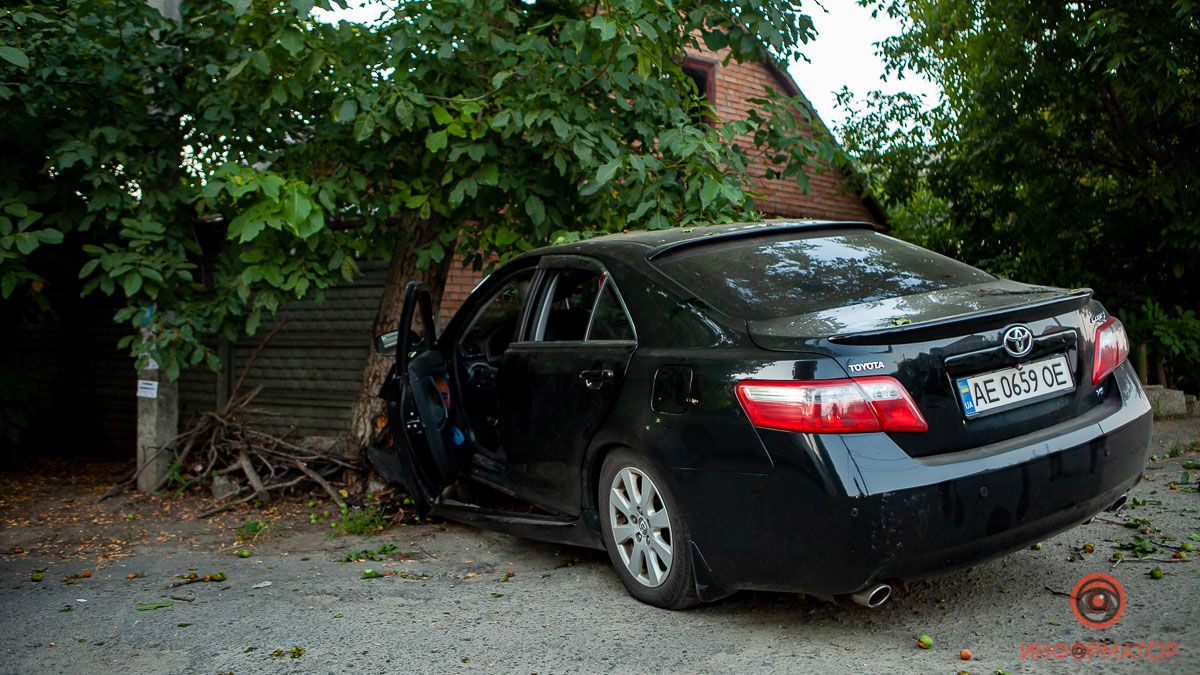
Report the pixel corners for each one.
[673,362,1152,597]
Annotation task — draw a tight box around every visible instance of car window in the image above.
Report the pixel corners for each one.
[537,268,603,342]
[460,270,534,355]
[652,230,995,321]
[586,281,635,341]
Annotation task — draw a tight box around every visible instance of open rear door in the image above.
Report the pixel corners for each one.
[369,282,466,514]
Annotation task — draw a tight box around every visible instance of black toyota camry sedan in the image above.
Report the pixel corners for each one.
[369,220,1151,610]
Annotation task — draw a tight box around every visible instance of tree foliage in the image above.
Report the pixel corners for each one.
[839,0,1199,386]
[1,0,826,380]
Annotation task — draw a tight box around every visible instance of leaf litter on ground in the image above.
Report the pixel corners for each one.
[136,601,173,611]
[339,543,398,562]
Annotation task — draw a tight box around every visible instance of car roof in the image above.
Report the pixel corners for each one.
[526,219,878,263]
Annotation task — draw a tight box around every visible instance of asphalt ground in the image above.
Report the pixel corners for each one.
[1,417,1197,673]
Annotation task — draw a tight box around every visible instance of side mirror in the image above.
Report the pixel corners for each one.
[374,330,399,355]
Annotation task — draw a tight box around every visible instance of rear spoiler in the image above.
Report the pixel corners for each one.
[827,288,1094,345]
[645,221,876,260]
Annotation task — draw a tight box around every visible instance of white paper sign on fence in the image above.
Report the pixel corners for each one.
[136,379,159,399]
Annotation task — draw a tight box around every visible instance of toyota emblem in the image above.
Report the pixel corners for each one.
[1002,325,1034,358]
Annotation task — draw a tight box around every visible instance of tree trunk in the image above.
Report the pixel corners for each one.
[1154,351,1169,389]
[348,218,451,448]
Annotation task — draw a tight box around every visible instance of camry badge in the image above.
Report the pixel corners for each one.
[1002,325,1034,358]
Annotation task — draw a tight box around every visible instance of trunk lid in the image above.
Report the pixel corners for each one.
[748,282,1111,458]
[747,281,1091,350]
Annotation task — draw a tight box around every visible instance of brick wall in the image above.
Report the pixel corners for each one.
[702,54,878,222]
[437,49,881,324]
[440,261,483,326]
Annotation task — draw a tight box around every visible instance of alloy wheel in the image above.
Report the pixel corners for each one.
[608,466,673,588]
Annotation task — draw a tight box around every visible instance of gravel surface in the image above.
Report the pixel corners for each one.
[2,418,1198,674]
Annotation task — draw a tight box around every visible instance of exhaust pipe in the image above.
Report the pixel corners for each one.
[851,583,892,609]
[1106,494,1128,513]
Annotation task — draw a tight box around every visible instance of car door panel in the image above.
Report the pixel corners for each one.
[497,256,638,516]
[373,282,464,514]
[498,343,635,514]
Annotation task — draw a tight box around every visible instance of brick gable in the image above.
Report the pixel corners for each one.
[688,48,878,223]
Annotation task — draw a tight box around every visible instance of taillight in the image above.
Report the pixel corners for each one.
[1092,317,1129,385]
[734,376,928,433]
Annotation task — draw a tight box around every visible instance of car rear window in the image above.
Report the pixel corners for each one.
[652,230,995,320]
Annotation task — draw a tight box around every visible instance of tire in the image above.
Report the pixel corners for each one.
[598,448,699,610]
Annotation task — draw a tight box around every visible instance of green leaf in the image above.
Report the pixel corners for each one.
[353,115,376,142]
[122,274,143,297]
[627,199,655,223]
[432,106,454,125]
[0,46,29,69]
[250,50,270,74]
[337,99,358,123]
[495,227,520,247]
[479,163,499,185]
[525,195,545,225]
[225,59,249,81]
[33,229,63,245]
[593,16,617,41]
[78,259,100,279]
[260,175,285,201]
[282,189,313,233]
[491,71,512,88]
[550,116,570,140]
[136,602,173,611]
[228,203,275,243]
[13,233,36,255]
[293,211,324,239]
[425,130,448,152]
[278,27,305,55]
[581,159,621,196]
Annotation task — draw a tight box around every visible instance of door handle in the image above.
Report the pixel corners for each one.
[579,368,615,391]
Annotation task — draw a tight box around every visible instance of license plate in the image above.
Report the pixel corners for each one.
[956,354,1074,418]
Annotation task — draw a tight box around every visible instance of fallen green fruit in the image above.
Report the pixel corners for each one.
[211,572,227,582]
[31,572,44,582]
[1031,542,1043,551]
[917,634,933,649]
[1149,567,1163,580]
[237,549,252,558]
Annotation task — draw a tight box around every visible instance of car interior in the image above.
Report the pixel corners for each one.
[454,269,536,455]
[449,264,635,479]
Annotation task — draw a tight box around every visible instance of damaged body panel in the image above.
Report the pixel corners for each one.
[370,220,1152,609]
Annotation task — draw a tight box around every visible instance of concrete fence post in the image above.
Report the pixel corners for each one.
[136,362,178,493]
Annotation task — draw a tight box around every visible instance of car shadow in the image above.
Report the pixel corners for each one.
[499,528,1091,625]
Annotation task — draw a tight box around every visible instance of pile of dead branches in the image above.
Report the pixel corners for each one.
[105,321,363,516]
